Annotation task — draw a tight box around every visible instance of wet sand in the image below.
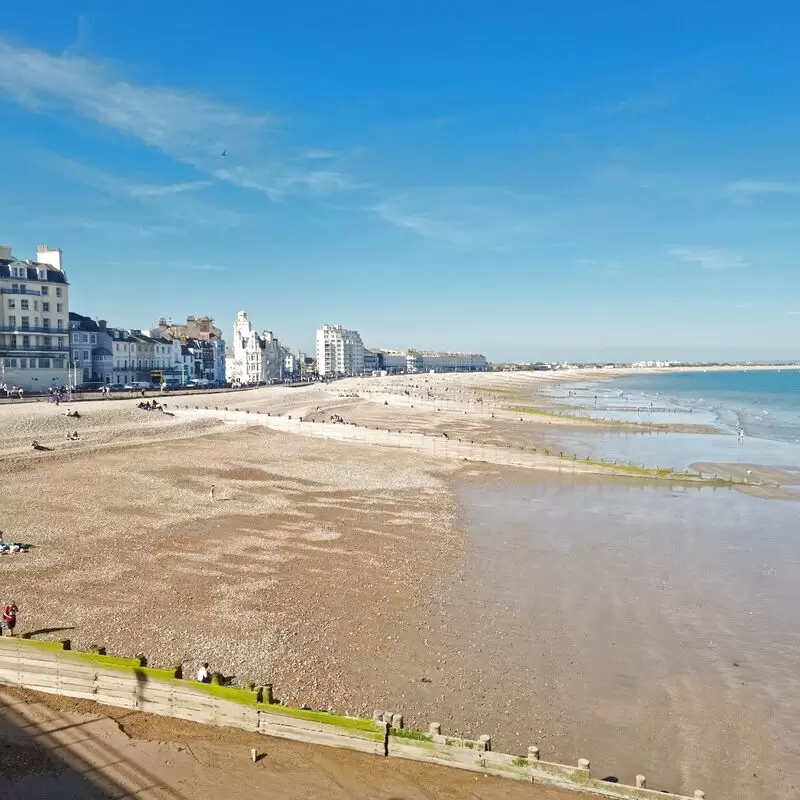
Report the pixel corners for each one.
[441,469,800,799]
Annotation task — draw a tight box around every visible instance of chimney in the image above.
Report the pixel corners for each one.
[0,245,12,260]
[98,320,107,332]
[36,245,63,271]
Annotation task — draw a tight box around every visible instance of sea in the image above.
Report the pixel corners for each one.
[545,369,800,475]
[453,368,800,799]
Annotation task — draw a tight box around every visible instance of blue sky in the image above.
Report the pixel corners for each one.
[1,1,799,361]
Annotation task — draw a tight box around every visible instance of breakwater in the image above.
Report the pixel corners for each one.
[0,637,706,799]
[172,404,731,484]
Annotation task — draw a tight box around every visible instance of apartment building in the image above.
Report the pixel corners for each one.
[316,324,364,377]
[69,313,113,385]
[153,314,226,384]
[182,337,227,384]
[0,244,70,391]
[109,329,183,387]
[368,348,487,373]
[228,310,292,385]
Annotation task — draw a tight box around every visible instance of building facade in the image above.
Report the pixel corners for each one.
[228,310,292,385]
[369,348,487,373]
[316,324,364,377]
[182,337,227,383]
[153,315,226,384]
[154,315,222,342]
[0,244,70,391]
[69,313,114,385]
[109,329,183,387]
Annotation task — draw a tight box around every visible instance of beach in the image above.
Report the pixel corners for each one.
[0,372,798,799]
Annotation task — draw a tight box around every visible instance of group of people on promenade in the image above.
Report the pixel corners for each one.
[1,384,24,400]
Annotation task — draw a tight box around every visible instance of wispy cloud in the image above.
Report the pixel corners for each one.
[667,245,746,270]
[726,179,800,197]
[40,216,179,238]
[34,150,245,228]
[371,188,548,249]
[0,40,353,200]
[608,69,725,115]
[129,180,212,197]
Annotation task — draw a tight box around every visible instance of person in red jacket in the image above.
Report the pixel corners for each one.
[2,601,18,636]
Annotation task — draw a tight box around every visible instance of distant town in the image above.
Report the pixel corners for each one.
[1,243,796,393]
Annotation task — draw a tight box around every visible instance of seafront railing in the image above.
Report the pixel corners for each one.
[0,636,706,800]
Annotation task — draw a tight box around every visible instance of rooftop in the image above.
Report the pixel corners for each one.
[0,259,68,285]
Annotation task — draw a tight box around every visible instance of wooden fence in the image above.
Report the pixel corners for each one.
[0,637,705,799]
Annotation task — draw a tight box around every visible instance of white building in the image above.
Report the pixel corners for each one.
[370,348,487,373]
[316,324,364,377]
[229,310,291,385]
[109,329,184,387]
[0,244,70,391]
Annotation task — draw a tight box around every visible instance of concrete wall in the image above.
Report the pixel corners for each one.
[0,637,705,800]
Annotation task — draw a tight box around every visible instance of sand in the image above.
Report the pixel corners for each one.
[0,375,797,799]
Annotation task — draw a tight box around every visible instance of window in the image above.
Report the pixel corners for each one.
[2,359,15,368]
[40,286,48,296]
[20,300,29,310]
[22,336,30,348]
[58,337,64,349]
[54,358,65,369]
[7,299,14,309]
[39,358,50,368]
[33,301,38,311]
[21,316,29,329]
[90,334,97,344]
[10,266,25,278]
[83,350,89,360]
[37,268,47,280]
[42,302,49,312]
[57,319,63,330]
[43,319,50,330]
[18,359,26,369]
[56,303,63,313]
[56,288,62,297]
[82,334,89,343]
[71,333,79,344]
[8,315,16,326]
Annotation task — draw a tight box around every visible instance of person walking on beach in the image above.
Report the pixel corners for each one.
[209,484,216,502]
[2,601,19,636]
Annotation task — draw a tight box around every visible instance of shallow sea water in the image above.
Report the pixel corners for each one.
[455,471,800,800]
